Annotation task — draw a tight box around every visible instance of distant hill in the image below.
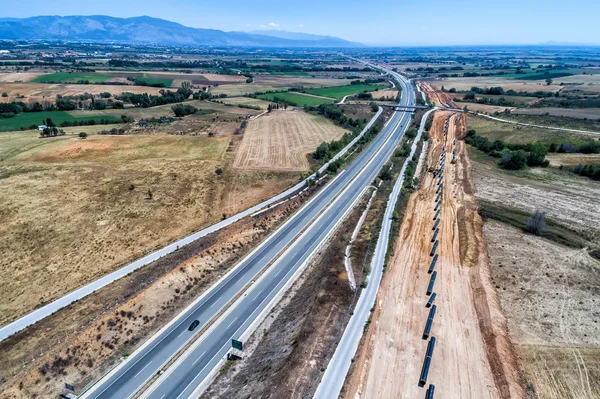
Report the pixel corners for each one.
[0,16,364,48]
[249,30,363,46]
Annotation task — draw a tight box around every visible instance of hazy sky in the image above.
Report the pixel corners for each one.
[4,0,600,46]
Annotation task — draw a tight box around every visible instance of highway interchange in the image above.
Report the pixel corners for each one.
[82,61,416,399]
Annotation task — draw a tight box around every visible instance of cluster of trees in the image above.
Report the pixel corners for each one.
[58,118,117,128]
[468,86,506,95]
[313,121,383,168]
[267,103,288,112]
[38,118,64,138]
[405,66,464,73]
[535,97,600,109]
[465,129,549,170]
[548,140,600,154]
[458,95,516,107]
[97,128,127,135]
[108,59,214,69]
[171,104,198,117]
[0,94,126,118]
[310,103,367,131]
[118,84,193,108]
[571,164,600,180]
[356,92,373,100]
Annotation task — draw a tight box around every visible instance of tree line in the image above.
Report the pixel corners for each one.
[465,129,549,170]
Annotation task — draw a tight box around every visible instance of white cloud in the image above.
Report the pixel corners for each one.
[299,24,304,27]
[268,22,279,28]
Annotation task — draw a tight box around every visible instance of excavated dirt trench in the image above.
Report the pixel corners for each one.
[344,110,524,398]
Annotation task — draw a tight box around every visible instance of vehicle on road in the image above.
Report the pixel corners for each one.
[188,320,200,331]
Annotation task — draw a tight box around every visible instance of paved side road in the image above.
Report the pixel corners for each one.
[313,104,437,399]
[81,68,413,399]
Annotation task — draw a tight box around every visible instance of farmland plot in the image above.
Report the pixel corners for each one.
[233,110,347,171]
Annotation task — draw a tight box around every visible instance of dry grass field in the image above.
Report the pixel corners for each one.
[471,151,600,238]
[546,153,600,167]
[513,107,600,120]
[233,109,347,171]
[467,114,595,144]
[468,105,600,398]
[462,102,516,114]
[0,129,298,325]
[0,82,164,101]
[370,88,398,99]
[434,77,562,93]
[483,221,600,399]
[0,72,44,82]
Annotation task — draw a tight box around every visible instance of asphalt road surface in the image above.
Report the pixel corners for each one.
[83,64,415,399]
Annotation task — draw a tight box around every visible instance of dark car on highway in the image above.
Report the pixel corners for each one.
[188,320,200,331]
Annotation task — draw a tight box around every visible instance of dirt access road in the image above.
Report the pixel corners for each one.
[345,111,524,398]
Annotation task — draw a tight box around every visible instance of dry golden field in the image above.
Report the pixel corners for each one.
[0,72,44,82]
[0,129,298,324]
[370,88,398,99]
[233,109,347,171]
[0,82,164,101]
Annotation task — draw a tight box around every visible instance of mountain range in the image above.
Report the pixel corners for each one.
[0,15,363,48]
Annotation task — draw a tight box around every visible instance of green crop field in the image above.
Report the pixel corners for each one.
[31,73,111,83]
[135,77,174,87]
[0,111,120,132]
[516,71,575,80]
[305,83,388,99]
[257,92,335,107]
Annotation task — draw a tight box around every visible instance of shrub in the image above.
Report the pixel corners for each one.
[499,150,528,170]
[78,132,88,139]
[526,210,547,235]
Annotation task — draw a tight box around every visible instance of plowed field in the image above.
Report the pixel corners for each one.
[233,110,347,171]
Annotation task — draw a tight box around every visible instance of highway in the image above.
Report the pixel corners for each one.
[83,62,415,399]
[313,105,437,399]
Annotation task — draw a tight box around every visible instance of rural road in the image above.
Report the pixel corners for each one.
[337,95,349,104]
[313,101,436,399]
[0,107,382,344]
[473,112,600,135]
[82,63,415,399]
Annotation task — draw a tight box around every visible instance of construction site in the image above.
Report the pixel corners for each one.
[344,105,524,398]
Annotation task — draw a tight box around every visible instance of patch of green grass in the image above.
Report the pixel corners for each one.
[267,71,310,76]
[479,201,588,248]
[135,77,174,87]
[257,92,334,107]
[516,71,574,80]
[31,73,110,83]
[305,83,387,99]
[0,111,119,132]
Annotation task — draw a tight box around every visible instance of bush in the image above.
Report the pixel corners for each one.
[499,150,528,170]
[172,104,198,117]
[78,132,88,139]
[526,210,547,235]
